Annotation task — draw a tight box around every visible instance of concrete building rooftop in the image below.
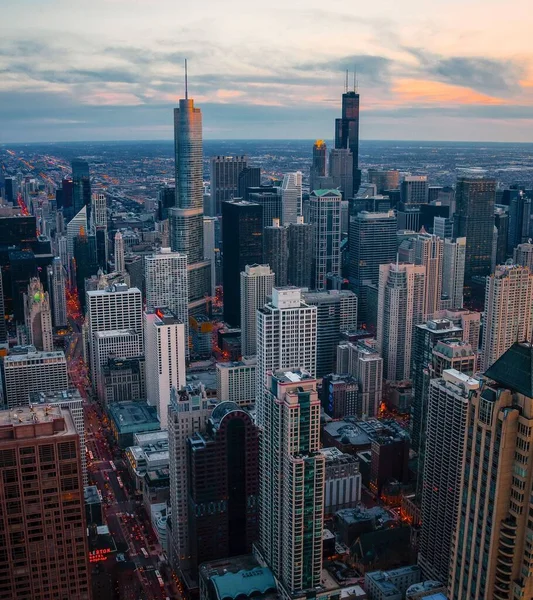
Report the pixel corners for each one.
[0,405,75,438]
[30,389,82,403]
[273,369,314,384]
[5,350,65,363]
[108,401,160,434]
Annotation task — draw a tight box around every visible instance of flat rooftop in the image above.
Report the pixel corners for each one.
[4,350,65,363]
[274,369,314,384]
[0,405,76,438]
[108,401,160,433]
[30,389,82,404]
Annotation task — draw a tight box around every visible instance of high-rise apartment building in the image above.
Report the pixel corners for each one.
[335,87,360,194]
[49,256,67,327]
[434,216,454,239]
[221,200,263,327]
[309,189,342,290]
[209,156,248,216]
[442,237,466,309]
[287,217,314,289]
[455,176,496,281]
[414,234,443,320]
[348,210,397,293]
[419,369,479,584]
[513,242,533,271]
[169,95,211,314]
[240,264,275,357]
[400,176,429,205]
[114,230,125,273]
[168,384,214,574]
[310,140,327,192]
[377,263,425,381]
[263,219,288,286]
[449,343,533,599]
[368,169,400,195]
[23,277,53,352]
[256,370,325,597]
[216,357,257,406]
[144,308,186,428]
[256,287,317,387]
[187,402,259,570]
[2,348,68,409]
[302,290,358,377]
[0,405,90,599]
[482,263,533,370]
[281,171,302,225]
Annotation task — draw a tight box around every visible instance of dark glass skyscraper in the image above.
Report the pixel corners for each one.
[454,177,496,281]
[335,89,360,195]
[310,140,327,192]
[71,159,91,222]
[222,200,263,326]
[170,96,211,314]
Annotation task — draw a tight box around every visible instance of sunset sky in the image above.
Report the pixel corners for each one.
[1,0,532,142]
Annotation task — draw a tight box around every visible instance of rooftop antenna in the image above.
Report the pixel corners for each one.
[345,69,348,94]
[353,66,358,93]
[184,58,188,100]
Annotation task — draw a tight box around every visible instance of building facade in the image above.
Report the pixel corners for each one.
[240,264,275,357]
[309,190,342,290]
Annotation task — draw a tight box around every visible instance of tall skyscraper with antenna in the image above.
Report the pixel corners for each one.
[335,71,361,196]
[170,60,211,314]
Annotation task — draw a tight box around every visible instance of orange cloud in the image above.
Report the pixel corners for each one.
[392,79,507,106]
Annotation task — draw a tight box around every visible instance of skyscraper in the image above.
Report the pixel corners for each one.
[0,405,91,599]
[377,263,426,381]
[221,200,263,327]
[256,369,325,596]
[73,229,98,309]
[281,171,303,225]
[203,216,217,298]
[249,189,282,230]
[263,219,288,286]
[170,92,211,314]
[287,217,314,289]
[481,263,533,370]
[237,166,261,199]
[508,189,531,252]
[210,156,248,216]
[92,191,108,268]
[309,189,342,290]
[454,176,496,282]
[368,169,400,195]
[144,308,187,428]
[240,264,275,357]
[114,230,125,274]
[71,158,91,221]
[329,148,353,199]
[23,277,53,351]
[419,369,479,584]
[442,237,466,309]
[449,343,533,599]
[187,402,259,570]
[514,241,533,271]
[310,140,327,192]
[414,233,443,320]
[49,256,67,327]
[400,175,429,205]
[335,84,360,194]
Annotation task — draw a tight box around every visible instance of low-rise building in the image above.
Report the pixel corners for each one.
[365,566,421,600]
[108,401,160,448]
[320,447,361,514]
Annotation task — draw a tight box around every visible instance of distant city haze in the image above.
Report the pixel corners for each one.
[0,0,532,143]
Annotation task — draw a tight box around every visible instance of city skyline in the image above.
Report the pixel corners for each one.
[0,0,532,143]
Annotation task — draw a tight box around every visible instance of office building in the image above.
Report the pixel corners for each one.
[320,447,361,513]
[210,156,248,215]
[348,210,397,298]
[263,219,288,286]
[455,176,496,281]
[481,263,533,370]
[433,215,454,239]
[203,216,217,297]
[144,308,186,429]
[71,158,91,220]
[310,140,327,192]
[222,200,263,327]
[0,405,90,599]
[144,248,188,341]
[287,217,314,288]
[336,341,383,417]
[169,94,211,314]
[2,347,68,409]
[449,343,533,599]
[237,166,261,199]
[309,189,342,290]
[73,230,98,309]
[302,290,358,377]
[29,388,88,484]
[114,230,125,273]
[365,566,423,600]
[494,207,509,267]
[187,402,259,570]
[329,148,353,199]
[513,242,533,271]
[249,189,282,230]
[410,318,463,453]
[280,171,302,225]
[368,169,400,195]
[414,234,443,320]
[240,264,274,356]
[102,356,145,405]
[216,357,256,406]
[320,373,359,418]
[257,370,325,597]
[158,185,175,221]
[377,263,426,381]
[508,189,531,252]
[0,273,6,343]
[49,256,67,327]
[23,277,53,352]
[442,237,466,310]
[256,287,317,388]
[86,284,143,386]
[168,384,214,573]
[400,176,429,205]
[335,85,361,194]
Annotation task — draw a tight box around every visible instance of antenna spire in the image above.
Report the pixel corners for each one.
[353,66,358,92]
[184,58,188,99]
